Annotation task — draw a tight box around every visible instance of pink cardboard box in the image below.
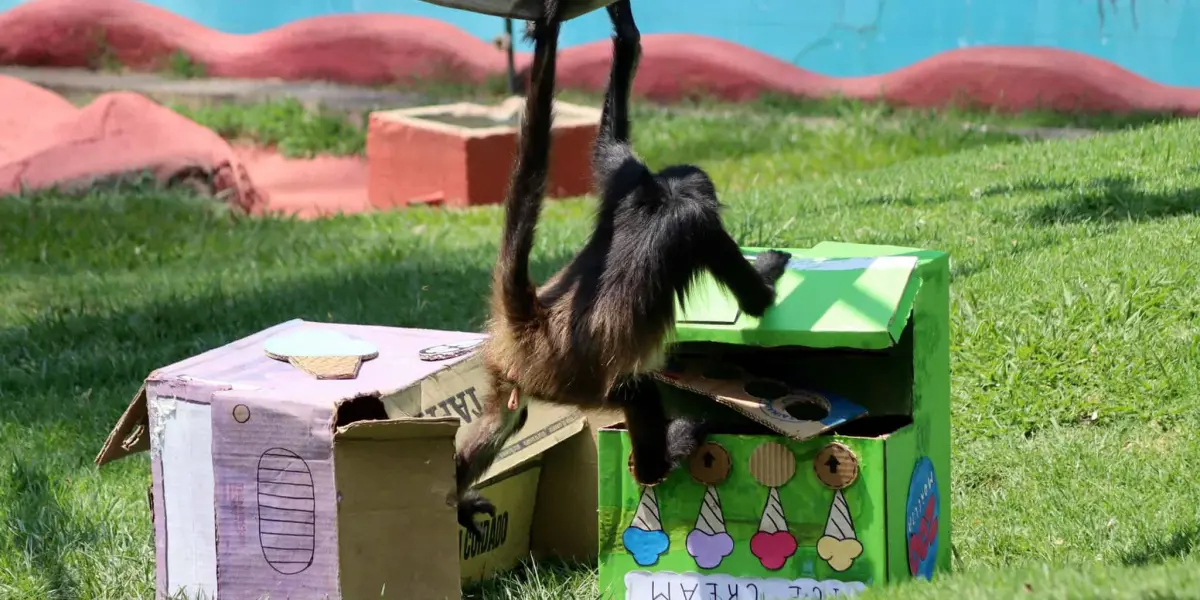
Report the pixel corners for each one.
[95,319,600,599]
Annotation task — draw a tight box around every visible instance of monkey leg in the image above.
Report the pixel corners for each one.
[454,395,524,539]
[606,0,640,45]
[612,376,709,485]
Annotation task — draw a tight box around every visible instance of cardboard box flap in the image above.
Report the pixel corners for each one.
[479,402,587,485]
[94,383,150,467]
[335,416,460,441]
[674,247,921,351]
[382,348,589,485]
[653,356,868,440]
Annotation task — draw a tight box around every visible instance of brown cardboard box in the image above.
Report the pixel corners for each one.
[95,319,595,599]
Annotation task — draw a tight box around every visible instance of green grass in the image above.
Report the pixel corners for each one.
[410,77,1189,133]
[167,96,1024,190]
[2,102,1199,599]
[160,50,206,80]
[170,99,367,158]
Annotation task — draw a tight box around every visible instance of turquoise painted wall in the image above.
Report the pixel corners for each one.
[2,0,1197,86]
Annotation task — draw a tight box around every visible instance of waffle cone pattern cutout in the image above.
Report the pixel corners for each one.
[748,441,798,570]
[264,329,379,380]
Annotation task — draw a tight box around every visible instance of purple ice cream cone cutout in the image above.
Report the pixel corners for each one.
[686,441,735,569]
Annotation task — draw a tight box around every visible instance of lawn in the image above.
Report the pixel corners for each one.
[1,96,1198,600]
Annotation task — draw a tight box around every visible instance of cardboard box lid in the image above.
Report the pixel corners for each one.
[95,319,585,473]
[652,355,868,441]
[673,245,922,350]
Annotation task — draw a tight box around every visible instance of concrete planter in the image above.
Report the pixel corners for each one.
[367,97,600,209]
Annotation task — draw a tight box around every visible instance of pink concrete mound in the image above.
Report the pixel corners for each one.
[0,75,261,210]
[4,0,1200,114]
[0,0,502,85]
[236,146,370,219]
[0,76,370,218]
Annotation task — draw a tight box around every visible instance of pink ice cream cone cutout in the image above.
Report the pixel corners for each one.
[622,486,670,567]
[814,442,864,572]
[748,441,798,571]
[685,442,734,569]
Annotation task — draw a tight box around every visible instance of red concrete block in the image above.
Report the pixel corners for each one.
[367,98,600,209]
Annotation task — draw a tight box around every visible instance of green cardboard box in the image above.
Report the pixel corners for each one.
[597,242,951,598]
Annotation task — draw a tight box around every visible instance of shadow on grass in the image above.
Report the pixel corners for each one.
[0,459,93,598]
[1121,524,1200,567]
[859,174,1200,222]
[1021,176,1200,225]
[0,246,573,437]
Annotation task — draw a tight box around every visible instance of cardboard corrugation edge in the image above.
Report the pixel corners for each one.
[334,416,461,441]
[95,380,154,467]
[888,277,923,345]
[477,403,587,487]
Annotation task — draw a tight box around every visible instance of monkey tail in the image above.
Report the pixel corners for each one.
[493,14,561,327]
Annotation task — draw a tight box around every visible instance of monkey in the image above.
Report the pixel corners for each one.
[454,0,792,540]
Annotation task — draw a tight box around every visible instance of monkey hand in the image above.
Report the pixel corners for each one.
[754,249,792,286]
[629,453,671,487]
[737,250,792,318]
[458,488,496,541]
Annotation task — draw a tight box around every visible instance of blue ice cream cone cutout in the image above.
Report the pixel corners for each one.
[622,486,669,566]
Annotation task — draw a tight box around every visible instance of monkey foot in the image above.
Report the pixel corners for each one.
[458,489,496,540]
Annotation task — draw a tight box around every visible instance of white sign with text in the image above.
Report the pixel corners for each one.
[625,571,867,599]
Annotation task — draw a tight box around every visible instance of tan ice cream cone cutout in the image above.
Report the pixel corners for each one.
[748,441,798,570]
[264,328,378,380]
[814,442,863,572]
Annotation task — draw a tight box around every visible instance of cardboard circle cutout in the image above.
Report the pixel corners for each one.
[232,404,251,423]
[749,441,796,488]
[768,391,832,422]
[688,441,731,485]
[813,442,859,489]
[743,378,790,401]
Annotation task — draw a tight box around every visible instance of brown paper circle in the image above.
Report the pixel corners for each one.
[688,442,731,485]
[814,442,860,489]
[749,441,796,487]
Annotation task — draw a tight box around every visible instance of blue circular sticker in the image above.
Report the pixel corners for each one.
[905,457,939,581]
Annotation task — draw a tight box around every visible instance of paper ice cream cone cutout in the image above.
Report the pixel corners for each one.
[758,487,788,533]
[817,489,863,572]
[622,486,669,566]
[748,442,798,571]
[694,486,727,535]
[685,441,734,569]
[286,355,362,379]
[264,328,378,380]
[686,486,734,569]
